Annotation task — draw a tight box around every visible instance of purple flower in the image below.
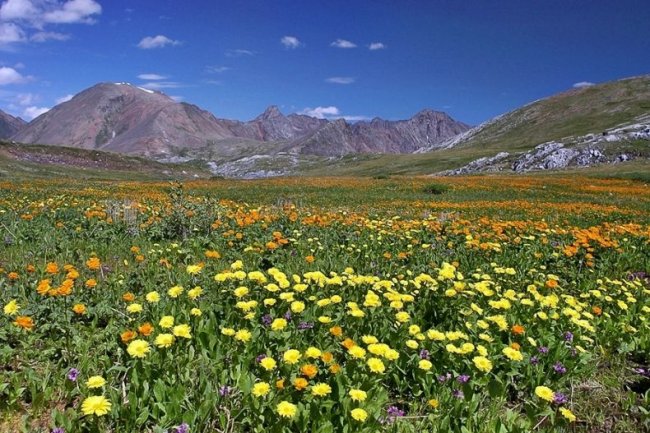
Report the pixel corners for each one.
[283,310,292,321]
[419,349,430,360]
[298,321,313,330]
[553,392,568,405]
[386,405,405,418]
[175,423,189,433]
[261,314,272,326]
[255,354,266,363]
[452,389,464,399]
[564,331,574,342]
[553,362,567,375]
[456,374,471,384]
[437,372,452,383]
[52,429,65,433]
[530,356,539,365]
[538,346,549,354]
[67,368,79,382]
[218,385,233,397]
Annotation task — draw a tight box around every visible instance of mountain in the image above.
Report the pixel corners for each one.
[11,82,469,159]
[0,110,26,139]
[292,110,470,156]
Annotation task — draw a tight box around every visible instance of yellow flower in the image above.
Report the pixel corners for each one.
[186,264,202,275]
[168,285,184,298]
[472,356,493,373]
[159,316,174,328]
[86,376,106,388]
[145,291,160,303]
[3,300,20,315]
[535,386,555,402]
[259,357,277,370]
[428,398,440,409]
[172,324,192,339]
[348,346,367,359]
[234,286,249,297]
[234,329,252,342]
[290,301,305,313]
[350,408,368,422]
[311,383,332,397]
[126,339,150,358]
[305,347,322,358]
[559,407,576,422]
[155,333,175,348]
[221,327,235,336]
[349,389,367,402]
[395,311,410,323]
[418,359,433,371]
[271,318,287,331]
[187,286,203,300]
[190,308,202,316]
[81,395,111,416]
[252,382,271,397]
[276,401,298,418]
[367,357,385,373]
[283,349,302,364]
[126,303,142,313]
[502,347,523,361]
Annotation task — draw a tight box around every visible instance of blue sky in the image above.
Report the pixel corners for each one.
[0,0,648,124]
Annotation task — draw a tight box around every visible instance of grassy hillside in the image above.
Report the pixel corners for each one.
[0,141,209,180]
[454,75,650,153]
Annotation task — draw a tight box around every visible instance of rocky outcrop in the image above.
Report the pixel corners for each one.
[511,142,605,172]
[438,152,510,175]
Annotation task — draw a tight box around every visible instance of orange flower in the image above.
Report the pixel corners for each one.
[266,241,278,250]
[72,304,86,315]
[329,364,341,374]
[122,292,135,302]
[85,279,97,288]
[36,279,51,295]
[66,269,79,280]
[14,316,34,330]
[205,250,221,259]
[293,378,309,391]
[86,257,101,270]
[121,330,137,343]
[511,325,525,335]
[545,279,558,289]
[321,352,334,364]
[510,342,521,351]
[305,255,315,264]
[342,338,356,349]
[138,322,154,336]
[57,279,74,296]
[592,306,602,316]
[46,262,59,274]
[8,272,19,280]
[329,326,343,337]
[300,364,318,379]
[25,264,35,273]
[276,378,285,390]
[130,246,140,253]
[135,255,144,262]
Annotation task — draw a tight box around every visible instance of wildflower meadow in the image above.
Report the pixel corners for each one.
[1,176,648,432]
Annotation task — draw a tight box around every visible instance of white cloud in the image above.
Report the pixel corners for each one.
[0,66,27,84]
[55,93,73,104]
[169,95,183,102]
[299,106,369,122]
[137,73,167,80]
[573,81,595,88]
[0,22,26,44]
[23,105,48,119]
[42,0,102,24]
[137,35,180,49]
[225,48,253,57]
[368,42,385,50]
[205,65,230,73]
[31,31,70,42]
[15,92,35,105]
[330,39,356,49]
[325,76,355,84]
[139,81,183,90]
[280,35,301,49]
[0,0,39,21]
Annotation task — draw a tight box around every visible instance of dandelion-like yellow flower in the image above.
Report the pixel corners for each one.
[159,316,174,328]
[310,383,332,397]
[126,303,143,314]
[234,329,252,342]
[418,359,433,371]
[367,357,385,373]
[259,357,277,370]
[172,324,192,339]
[349,389,367,402]
[283,349,302,364]
[126,339,150,358]
[3,300,20,315]
[146,291,160,303]
[350,408,368,422]
[155,333,175,348]
[472,356,493,373]
[81,395,112,416]
[252,382,271,397]
[168,285,184,298]
[271,318,287,331]
[559,407,576,422]
[502,347,523,361]
[276,401,298,418]
[534,386,555,402]
[86,376,106,388]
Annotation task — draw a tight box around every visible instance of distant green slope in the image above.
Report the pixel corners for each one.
[0,141,209,180]
[453,75,650,152]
